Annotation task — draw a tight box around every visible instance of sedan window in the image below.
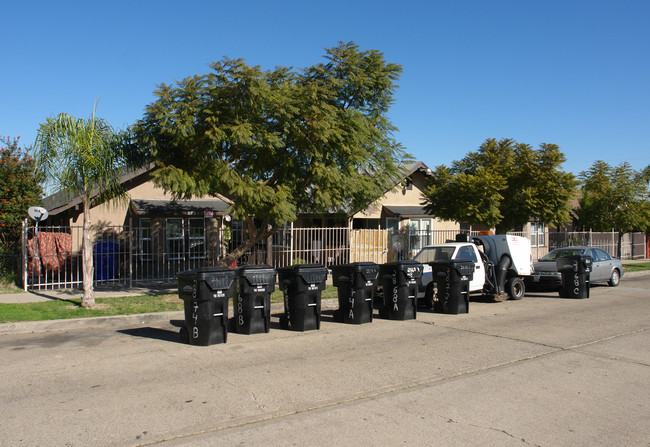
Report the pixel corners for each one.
[540,248,586,261]
[595,249,611,261]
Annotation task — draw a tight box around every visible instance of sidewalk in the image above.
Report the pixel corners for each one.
[0,283,178,304]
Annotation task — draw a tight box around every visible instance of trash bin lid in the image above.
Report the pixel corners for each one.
[237,265,276,286]
[331,262,379,285]
[381,260,423,278]
[176,267,237,289]
[556,255,592,271]
[450,258,475,275]
[279,264,328,284]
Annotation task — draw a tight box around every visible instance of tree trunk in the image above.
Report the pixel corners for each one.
[617,231,624,259]
[81,203,95,308]
[217,222,278,268]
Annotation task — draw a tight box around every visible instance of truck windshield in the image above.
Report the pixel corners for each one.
[413,247,456,263]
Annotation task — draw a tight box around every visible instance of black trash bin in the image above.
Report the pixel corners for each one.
[428,259,474,314]
[235,265,276,334]
[379,260,423,320]
[331,262,379,324]
[177,267,236,346]
[277,264,328,331]
[557,255,592,299]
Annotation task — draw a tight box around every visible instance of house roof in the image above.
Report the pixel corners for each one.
[131,199,230,216]
[401,161,433,177]
[43,163,156,216]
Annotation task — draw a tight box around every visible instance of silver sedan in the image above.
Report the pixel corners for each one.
[526,246,624,290]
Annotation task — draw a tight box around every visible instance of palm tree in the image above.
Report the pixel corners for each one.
[34,104,127,308]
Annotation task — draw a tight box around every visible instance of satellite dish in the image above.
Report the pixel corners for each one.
[28,206,49,222]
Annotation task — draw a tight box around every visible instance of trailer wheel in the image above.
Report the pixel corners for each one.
[506,277,525,300]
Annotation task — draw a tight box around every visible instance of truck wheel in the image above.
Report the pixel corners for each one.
[506,277,525,300]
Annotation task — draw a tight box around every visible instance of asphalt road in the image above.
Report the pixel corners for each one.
[1,277,649,446]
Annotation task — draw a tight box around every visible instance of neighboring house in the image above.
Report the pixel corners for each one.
[37,164,232,283]
[350,161,461,258]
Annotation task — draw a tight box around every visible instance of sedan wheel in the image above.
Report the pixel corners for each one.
[608,269,620,287]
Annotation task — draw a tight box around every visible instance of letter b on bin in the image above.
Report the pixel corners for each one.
[278,264,328,331]
[235,265,276,334]
[557,255,592,299]
[331,262,379,324]
[379,260,423,320]
[177,267,236,346]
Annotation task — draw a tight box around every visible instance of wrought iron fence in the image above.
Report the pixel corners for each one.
[20,223,647,291]
[548,231,646,259]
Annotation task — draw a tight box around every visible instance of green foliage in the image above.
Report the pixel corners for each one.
[422,138,576,233]
[129,42,410,263]
[578,161,650,232]
[34,107,127,207]
[34,104,129,308]
[0,136,44,254]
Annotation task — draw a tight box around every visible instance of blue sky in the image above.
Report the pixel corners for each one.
[3,0,649,176]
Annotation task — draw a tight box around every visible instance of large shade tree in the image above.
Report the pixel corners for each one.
[578,161,650,254]
[34,106,127,308]
[422,138,576,233]
[129,42,410,265]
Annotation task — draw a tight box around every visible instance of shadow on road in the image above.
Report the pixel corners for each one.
[118,326,184,344]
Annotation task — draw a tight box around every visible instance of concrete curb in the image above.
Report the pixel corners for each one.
[620,269,650,279]
[0,299,342,337]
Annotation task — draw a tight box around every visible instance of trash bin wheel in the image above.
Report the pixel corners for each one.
[179,326,189,344]
[279,314,289,330]
[506,277,525,300]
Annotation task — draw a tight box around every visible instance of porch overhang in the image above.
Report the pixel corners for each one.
[382,205,430,218]
[130,199,230,216]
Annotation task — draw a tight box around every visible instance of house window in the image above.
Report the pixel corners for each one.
[531,222,545,247]
[385,217,399,234]
[188,218,206,259]
[409,218,433,253]
[139,218,152,261]
[166,218,185,260]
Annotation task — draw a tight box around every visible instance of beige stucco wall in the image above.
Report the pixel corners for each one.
[69,180,174,227]
[353,172,460,231]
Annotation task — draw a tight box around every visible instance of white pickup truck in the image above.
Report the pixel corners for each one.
[413,235,533,303]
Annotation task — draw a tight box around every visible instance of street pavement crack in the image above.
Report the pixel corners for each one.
[442,416,542,446]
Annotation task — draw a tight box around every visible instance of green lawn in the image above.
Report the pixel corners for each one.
[622,262,650,272]
[0,286,341,324]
